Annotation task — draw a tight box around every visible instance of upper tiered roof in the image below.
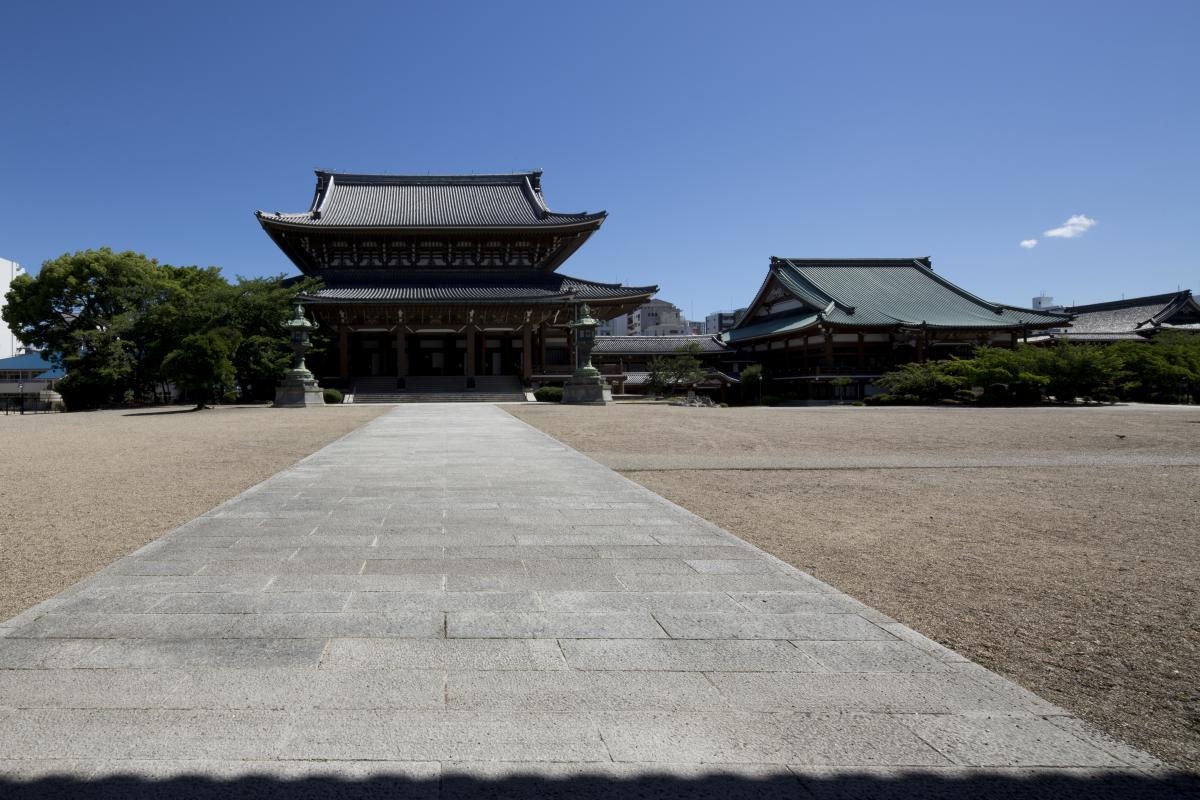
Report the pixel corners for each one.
[256,171,606,231]
[256,170,609,274]
[726,258,1069,343]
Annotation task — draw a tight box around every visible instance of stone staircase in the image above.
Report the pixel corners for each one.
[350,376,527,403]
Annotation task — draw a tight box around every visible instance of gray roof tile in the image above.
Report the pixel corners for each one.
[1063,291,1200,335]
[302,272,656,305]
[593,336,728,355]
[258,171,605,230]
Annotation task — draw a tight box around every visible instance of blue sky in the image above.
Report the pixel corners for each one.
[3,1,1197,315]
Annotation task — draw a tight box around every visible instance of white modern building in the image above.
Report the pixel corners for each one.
[619,299,688,336]
[1,257,26,359]
[705,310,739,334]
[597,316,627,336]
[1031,295,1067,335]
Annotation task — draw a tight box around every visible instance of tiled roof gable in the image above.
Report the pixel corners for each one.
[730,258,1069,336]
[257,170,605,230]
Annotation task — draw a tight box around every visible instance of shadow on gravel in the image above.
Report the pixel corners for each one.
[121,407,204,416]
[1,771,1197,799]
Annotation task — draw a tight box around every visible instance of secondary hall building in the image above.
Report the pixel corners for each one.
[723,257,1069,400]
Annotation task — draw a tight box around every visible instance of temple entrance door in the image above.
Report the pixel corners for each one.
[481,335,521,375]
[410,335,467,376]
[350,333,397,377]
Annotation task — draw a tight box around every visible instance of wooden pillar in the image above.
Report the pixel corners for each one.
[339,325,350,382]
[567,326,576,372]
[1010,331,1019,349]
[538,322,548,371]
[396,327,407,377]
[857,332,865,368]
[465,325,476,378]
[823,331,834,368]
[916,331,926,363]
[801,335,808,371]
[522,325,532,381]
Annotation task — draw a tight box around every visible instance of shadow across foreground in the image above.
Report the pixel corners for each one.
[1,770,1197,799]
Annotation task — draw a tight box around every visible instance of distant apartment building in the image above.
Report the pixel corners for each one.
[598,315,628,336]
[1031,295,1066,334]
[687,320,705,335]
[1032,295,1064,313]
[604,299,688,336]
[629,299,688,336]
[705,310,738,334]
[1,258,26,359]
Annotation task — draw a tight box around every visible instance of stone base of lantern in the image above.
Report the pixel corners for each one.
[562,375,609,405]
[275,373,325,408]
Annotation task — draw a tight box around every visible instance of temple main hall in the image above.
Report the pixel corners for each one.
[256,170,656,396]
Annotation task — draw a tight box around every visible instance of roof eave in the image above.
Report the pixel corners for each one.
[299,293,577,306]
[254,214,607,235]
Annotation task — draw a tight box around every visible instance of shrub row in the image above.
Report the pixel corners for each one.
[868,335,1200,406]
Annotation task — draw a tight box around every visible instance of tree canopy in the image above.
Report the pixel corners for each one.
[871,338,1200,406]
[647,342,708,396]
[2,248,319,409]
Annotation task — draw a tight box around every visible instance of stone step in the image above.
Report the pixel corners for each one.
[353,393,526,403]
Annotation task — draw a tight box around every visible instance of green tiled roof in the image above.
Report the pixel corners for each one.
[729,258,1069,341]
[722,313,820,344]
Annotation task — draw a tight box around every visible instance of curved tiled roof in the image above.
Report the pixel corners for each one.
[593,335,728,355]
[728,258,1069,342]
[723,313,822,344]
[257,171,606,230]
[775,259,1068,329]
[301,272,656,305]
[1062,291,1199,335]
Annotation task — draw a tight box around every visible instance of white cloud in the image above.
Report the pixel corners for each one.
[1019,239,1038,249]
[1043,214,1097,239]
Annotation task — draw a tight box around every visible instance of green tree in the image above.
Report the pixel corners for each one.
[2,249,169,405]
[1030,344,1123,402]
[875,362,964,402]
[161,329,242,409]
[135,264,230,401]
[660,343,707,393]
[233,335,292,400]
[1110,333,1200,402]
[939,347,1047,404]
[220,276,321,399]
[740,363,763,405]
[3,248,318,409]
[647,356,668,397]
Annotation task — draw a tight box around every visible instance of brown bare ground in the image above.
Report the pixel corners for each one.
[0,405,387,621]
[506,403,1200,771]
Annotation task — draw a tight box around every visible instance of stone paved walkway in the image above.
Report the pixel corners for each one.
[0,405,1184,797]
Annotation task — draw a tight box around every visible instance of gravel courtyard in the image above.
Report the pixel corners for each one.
[506,403,1200,771]
[0,405,387,622]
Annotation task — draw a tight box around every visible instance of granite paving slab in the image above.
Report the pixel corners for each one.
[0,405,1189,798]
